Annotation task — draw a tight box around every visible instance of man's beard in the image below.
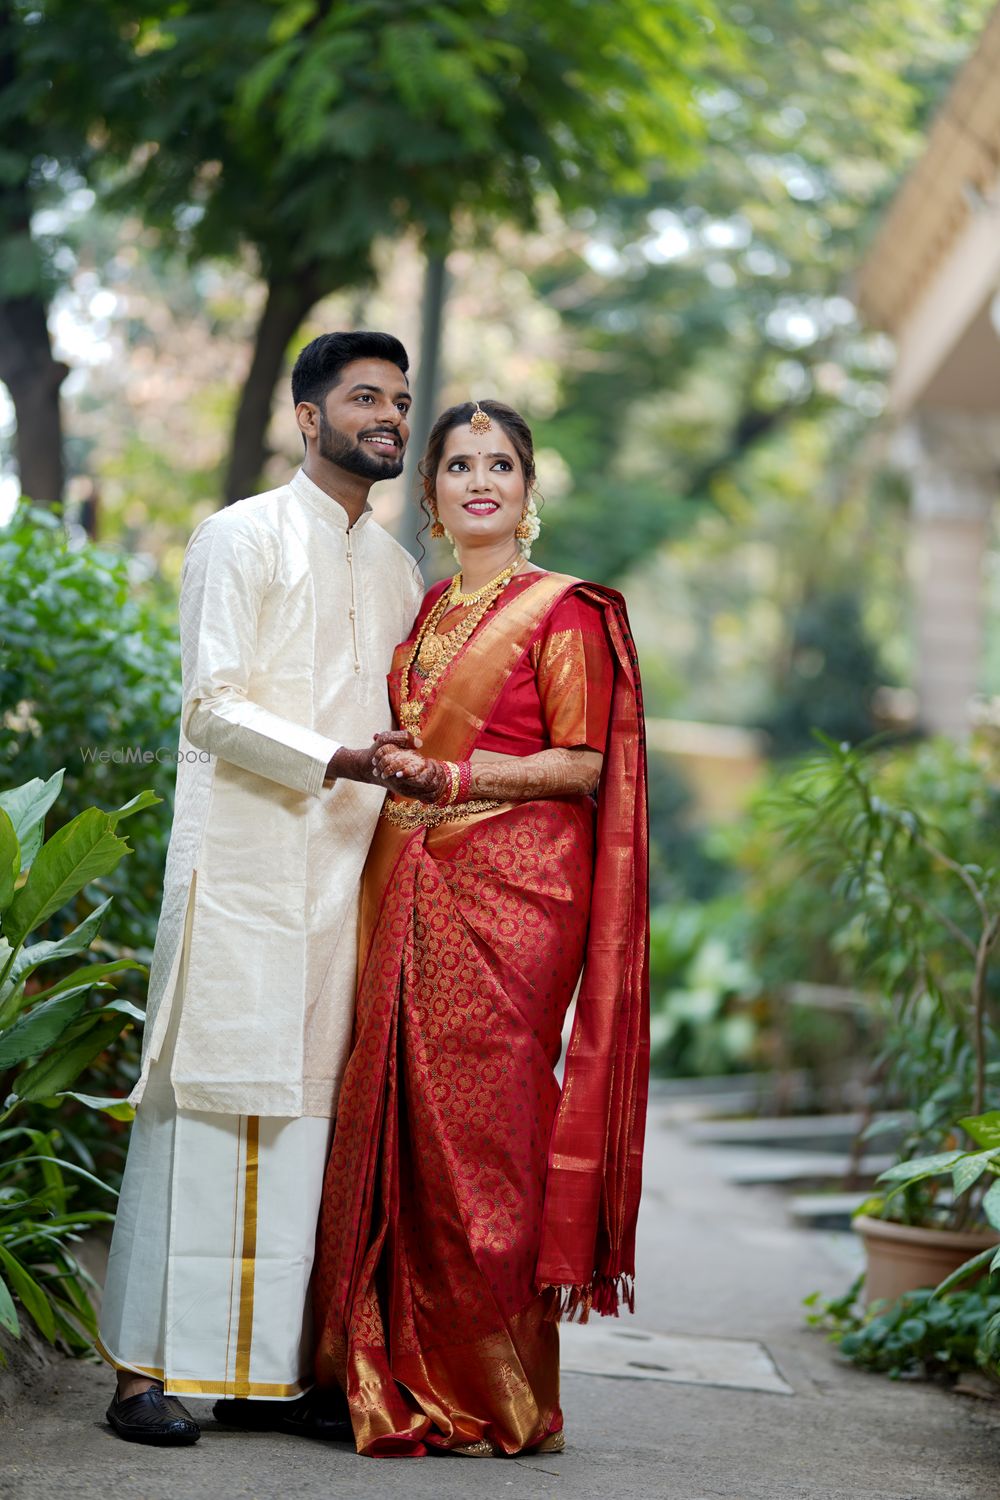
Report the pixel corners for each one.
[316,409,405,481]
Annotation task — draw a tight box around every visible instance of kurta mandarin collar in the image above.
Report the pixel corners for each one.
[289,466,374,531]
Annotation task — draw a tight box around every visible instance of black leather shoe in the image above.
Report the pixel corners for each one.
[213,1390,353,1442]
[107,1386,201,1446]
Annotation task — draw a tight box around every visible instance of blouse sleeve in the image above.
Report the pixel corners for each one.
[531,593,615,753]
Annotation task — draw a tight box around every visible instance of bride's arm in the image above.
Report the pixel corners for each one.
[372,745,602,802]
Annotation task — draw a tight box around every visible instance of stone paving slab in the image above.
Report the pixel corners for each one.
[560,1322,793,1395]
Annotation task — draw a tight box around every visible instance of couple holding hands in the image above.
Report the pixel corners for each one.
[98,329,649,1459]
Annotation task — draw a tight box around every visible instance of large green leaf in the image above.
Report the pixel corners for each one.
[13,1015,130,1103]
[0,809,19,911]
[106,790,162,828]
[0,1245,57,1342]
[931,1246,998,1298]
[959,1112,1000,1150]
[0,963,129,1034]
[0,991,90,1070]
[877,1150,966,1185]
[9,1155,118,1198]
[33,959,144,1005]
[6,898,112,990]
[0,1274,19,1338]
[0,976,115,1040]
[59,1091,136,1122]
[983,1179,1000,1232]
[0,771,63,872]
[100,997,146,1022]
[952,1152,1000,1197]
[3,810,132,949]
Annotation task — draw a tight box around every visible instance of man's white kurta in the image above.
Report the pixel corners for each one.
[131,468,422,1119]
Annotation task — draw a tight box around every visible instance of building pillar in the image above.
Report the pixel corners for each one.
[893,413,997,738]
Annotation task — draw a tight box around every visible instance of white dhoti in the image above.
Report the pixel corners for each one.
[98,1087,330,1400]
[98,905,332,1400]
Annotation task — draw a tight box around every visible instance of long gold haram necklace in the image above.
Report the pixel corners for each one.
[398,562,518,732]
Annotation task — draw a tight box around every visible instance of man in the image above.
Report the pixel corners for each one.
[98,330,428,1445]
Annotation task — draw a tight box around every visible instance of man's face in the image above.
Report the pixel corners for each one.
[309,358,411,481]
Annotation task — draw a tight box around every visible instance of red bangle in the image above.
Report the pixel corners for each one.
[455,760,473,804]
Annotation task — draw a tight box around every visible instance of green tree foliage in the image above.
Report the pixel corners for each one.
[98,0,723,501]
[0,506,181,969]
[759,590,889,757]
[530,0,995,583]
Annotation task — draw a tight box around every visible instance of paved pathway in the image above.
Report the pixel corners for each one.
[3,1097,999,1499]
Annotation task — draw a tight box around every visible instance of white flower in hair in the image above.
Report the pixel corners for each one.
[517,494,542,560]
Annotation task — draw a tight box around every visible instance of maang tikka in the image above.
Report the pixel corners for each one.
[470,402,492,434]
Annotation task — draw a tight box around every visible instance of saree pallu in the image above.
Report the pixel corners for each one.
[313,572,649,1457]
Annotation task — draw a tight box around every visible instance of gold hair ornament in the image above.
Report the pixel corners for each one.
[469,402,492,435]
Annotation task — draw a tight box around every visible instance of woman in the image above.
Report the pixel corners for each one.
[313,399,649,1458]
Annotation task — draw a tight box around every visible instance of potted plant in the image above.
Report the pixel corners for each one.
[772,736,1000,1301]
[861,1110,1000,1304]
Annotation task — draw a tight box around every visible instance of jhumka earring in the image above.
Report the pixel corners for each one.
[430,513,446,539]
[514,512,532,541]
[470,402,492,435]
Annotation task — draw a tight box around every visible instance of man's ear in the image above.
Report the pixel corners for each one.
[295,401,319,443]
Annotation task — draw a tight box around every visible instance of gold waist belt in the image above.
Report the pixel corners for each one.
[380,796,505,831]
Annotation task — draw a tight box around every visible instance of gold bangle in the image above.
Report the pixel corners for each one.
[434,760,461,808]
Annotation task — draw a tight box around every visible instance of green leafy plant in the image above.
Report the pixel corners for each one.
[649,902,760,1077]
[0,507,180,1178]
[0,506,181,964]
[805,1276,1000,1381]
[0,1124,115,1353]
[762,735,1000,1221]
[0,770,158,1351]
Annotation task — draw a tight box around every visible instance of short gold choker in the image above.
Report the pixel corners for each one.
[453,559,522,606]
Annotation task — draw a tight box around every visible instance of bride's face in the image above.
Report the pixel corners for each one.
[433,423,527,548]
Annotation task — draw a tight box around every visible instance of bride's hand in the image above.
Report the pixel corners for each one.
[373,746,450,803]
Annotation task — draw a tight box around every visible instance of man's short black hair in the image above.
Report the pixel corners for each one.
[291,331,409,408]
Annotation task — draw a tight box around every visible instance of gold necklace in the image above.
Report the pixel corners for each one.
[454,557,522,606]
[399,564,516,732]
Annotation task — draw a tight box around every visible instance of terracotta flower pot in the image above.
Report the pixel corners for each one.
[853,1214,1000,1306]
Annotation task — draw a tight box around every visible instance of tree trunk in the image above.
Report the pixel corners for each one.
[400,249,450,560]
[0,296,68,505]
[223,271,324,506]
[0,0,68,506]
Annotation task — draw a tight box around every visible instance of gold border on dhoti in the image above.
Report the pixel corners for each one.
[234,1115,260,1396]
[95,1336,309,1400]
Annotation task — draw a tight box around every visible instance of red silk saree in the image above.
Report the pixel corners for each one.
[313,571,649,1456]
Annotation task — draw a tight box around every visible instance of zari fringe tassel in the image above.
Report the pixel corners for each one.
[542,1274,636,1324]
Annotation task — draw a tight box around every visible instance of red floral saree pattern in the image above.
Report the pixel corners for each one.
[313,573,649,1457]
